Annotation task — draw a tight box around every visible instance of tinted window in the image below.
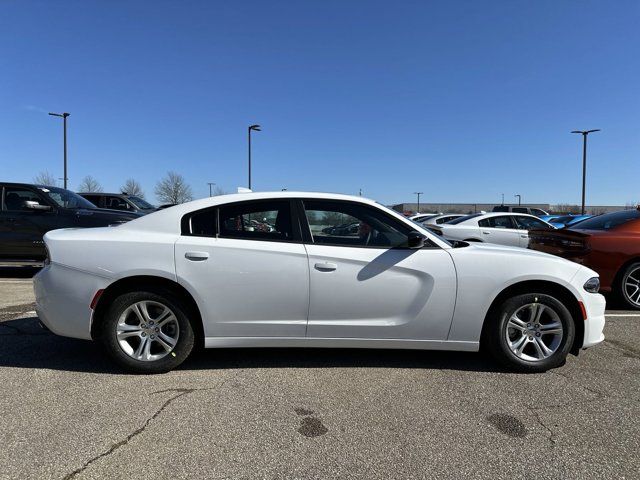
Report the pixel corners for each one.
[514,216,549,230]
[188,209,216,237]
[105,196,131,210]
[447,213,482,225]
[3,187,44,211]
[479,216,515,229]
[436,215,460,224]
[531,208,547,216]
[219,200,293,241]
[512,207,528,213]
[304,200,411,248]
[82,195,101,206]
[571,210,640,231]
[493,206,509,212]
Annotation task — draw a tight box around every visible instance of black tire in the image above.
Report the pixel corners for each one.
[97,289,195,374]
[484,293,575,373]
[617,262,640,310]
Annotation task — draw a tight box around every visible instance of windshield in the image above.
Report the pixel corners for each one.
[571,210,640,231]
[127,196,155,209]
[39,186,97,209]
[447,213,482,225]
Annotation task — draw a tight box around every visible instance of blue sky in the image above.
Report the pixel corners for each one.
[1,0,638,206]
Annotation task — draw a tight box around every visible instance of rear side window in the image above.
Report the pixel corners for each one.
[185,200,295,241]
[219,200,293,241]
[82,195,102,206]
[447,213,482,225]
[479,216,515,229]
[512,207,528,214]
[514,216,549,230]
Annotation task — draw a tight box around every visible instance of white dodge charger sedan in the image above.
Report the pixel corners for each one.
[428,212,555,248]
[34,192,605,374]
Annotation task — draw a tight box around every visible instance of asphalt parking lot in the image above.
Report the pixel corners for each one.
[1,269,638,479]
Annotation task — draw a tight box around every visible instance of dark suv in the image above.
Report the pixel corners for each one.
[79,192,157,215]
[0,183,140,263]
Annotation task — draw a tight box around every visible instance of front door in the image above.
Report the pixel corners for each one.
[300,199,457,340]
[175,199,309,338]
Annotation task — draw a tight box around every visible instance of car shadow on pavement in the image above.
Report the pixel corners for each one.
[0,316,504,375]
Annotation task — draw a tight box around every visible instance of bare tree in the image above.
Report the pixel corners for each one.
[154,171,193,204]
[33,170,58,186]
[121,178,145,198]
[213,185,228,196]
[77,175,103,193]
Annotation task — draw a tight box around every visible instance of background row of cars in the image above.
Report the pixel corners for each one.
[410,206,640,309]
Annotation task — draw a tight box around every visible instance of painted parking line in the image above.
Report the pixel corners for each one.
[605,313,640,317]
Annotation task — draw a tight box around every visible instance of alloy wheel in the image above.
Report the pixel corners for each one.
[505,302,564,362]
[623,266,640,307]
[116,300,180,361]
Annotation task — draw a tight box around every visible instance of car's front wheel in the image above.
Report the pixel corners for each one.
[98,290,195,374]
[485,293,575,373]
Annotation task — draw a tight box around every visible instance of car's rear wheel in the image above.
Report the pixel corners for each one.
[619,262,640,310]
[485,293,575,372]
[98,290,195,374]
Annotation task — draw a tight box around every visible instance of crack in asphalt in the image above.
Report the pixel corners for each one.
[529,408,557,445]
[62,388,195,480]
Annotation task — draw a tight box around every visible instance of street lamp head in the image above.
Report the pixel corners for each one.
[249,124,261,131]
[49,112,70,118]
[572,129,600,135]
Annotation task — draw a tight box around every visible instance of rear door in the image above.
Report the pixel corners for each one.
[300,199,456,340]
[175,199,310,338]
[478,216,521,246]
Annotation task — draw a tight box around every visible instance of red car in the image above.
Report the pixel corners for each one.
[528,208,640,309]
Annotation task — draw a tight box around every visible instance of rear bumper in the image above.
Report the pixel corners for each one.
[34,263,108,340]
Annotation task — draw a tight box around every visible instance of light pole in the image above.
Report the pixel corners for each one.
[207,182,216,197]
[359,188,363,196]
[248,124,261,189]
[515,194,521,206]
[501,193,504,205]
[571,129,600,215]
[48,112,70,189]
[414,192,424,213]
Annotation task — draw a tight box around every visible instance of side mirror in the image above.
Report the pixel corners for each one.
[407,231,426,249]
[23,200,52,211]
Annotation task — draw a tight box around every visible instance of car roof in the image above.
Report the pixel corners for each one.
[1,182,58,189]
[78,192,131,196]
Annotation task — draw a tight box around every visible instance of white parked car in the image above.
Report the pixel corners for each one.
[409,213,439,223]
[34,192,604,374]
[419,213,465,226]
[429,212,555,248]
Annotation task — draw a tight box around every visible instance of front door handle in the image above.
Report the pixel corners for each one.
[314,262,337,272]
[520,234,528,238]
[185,251,209,261]
[482,230,490,235]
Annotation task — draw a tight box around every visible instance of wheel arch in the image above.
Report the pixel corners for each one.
[91,275,204,347]
[480,280,584,355]
[612,256,640,290]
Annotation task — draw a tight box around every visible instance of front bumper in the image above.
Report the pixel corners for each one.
[581,291,606,349]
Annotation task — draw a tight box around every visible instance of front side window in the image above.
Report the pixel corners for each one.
[512,207,528,214]
[218,200,293,241]
[514,216,550,230]
[3,187,45,211]
[127,196,154,209]
[479,216,516,229]
[303,200,412,248]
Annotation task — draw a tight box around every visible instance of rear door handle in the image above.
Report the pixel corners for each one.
[482,230,490,235]
[185,251,209,261]
[314,262,337,272]
[521,235,528,238]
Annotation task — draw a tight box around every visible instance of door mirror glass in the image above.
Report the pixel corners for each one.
[23,200,52,211]
[407,231,426,249]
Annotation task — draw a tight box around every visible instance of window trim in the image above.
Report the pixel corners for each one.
[297,198,440,250]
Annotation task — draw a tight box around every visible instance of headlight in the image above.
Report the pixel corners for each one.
[583,277,600,293]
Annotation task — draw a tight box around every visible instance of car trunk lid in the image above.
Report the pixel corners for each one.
[528,228,591,257]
